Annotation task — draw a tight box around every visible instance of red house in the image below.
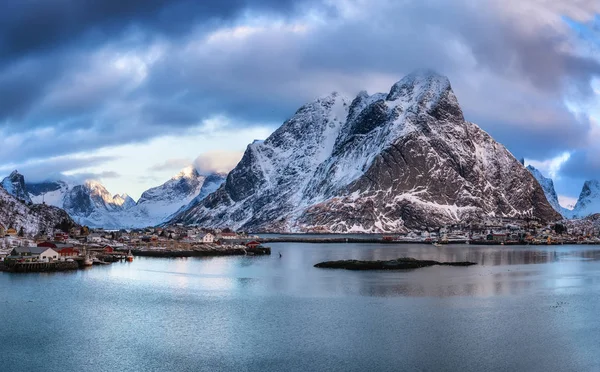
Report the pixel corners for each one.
[37,242,79,257]
[246,241,261,249]
[54,232,69,241]
[103,245,114,253]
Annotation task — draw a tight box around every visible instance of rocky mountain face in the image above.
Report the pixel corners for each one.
[1,171,32,204]
[0,186,74,236]
[17,167,225,228]
[526,165,568,217]
[169,70,561,232]
[570,180,600,219]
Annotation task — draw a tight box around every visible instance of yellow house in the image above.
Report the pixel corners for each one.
[6,228,18,237]
[0,224,5,236]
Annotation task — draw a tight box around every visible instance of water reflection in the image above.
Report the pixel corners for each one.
[3,243,600,372]
[266,243,600,298]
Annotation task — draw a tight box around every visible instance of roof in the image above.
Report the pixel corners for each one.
[38,242,75,249]
[13,246,56,255]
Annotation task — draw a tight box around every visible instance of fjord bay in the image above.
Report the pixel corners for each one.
[2,243,600,372]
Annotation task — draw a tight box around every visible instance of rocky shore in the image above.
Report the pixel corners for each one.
[314,257,477,270]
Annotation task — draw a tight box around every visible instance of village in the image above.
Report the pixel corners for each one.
[0,223,270,272]
[1,215,600,272]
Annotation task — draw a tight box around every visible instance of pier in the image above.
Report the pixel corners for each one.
[0,261,79,273]
[121,241,271,257]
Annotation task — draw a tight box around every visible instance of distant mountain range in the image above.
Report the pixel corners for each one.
[1,167,225,229]
[169,70,560,232]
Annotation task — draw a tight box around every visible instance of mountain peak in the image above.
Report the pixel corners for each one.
[1,170,32,204]
[582,179,600,191]
[570,179,600,218]
[174,165,199,180]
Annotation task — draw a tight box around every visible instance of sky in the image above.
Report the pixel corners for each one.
[0,0,599,203]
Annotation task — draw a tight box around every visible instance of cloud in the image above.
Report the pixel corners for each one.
[193,151,243,175]
[0,155,118,183]
[0,0,320,61]
[148,158,192,172]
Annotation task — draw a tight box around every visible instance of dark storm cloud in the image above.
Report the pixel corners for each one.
[0,0,317,60]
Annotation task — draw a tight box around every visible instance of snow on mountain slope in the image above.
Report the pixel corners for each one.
[113,194,136,209]
[169,70,561,232]
[117,167,226,228]
[1,171,32,204]
[23,167,225,228]
[27,180,71,207]
[526,165,569,217]
[0,186,74,236]
[570,180,600,219]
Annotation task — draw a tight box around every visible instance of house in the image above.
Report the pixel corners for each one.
[0,224,5,236]
[87,233,102,243]
[6,228,18,237]
[54,232,69,241]
[487,233,507,243]
[37,242,79,257]
[245,241,261,249]
[10,246,59,261]
[103,245,114,253]
[199,233,215,243]
[218,232,238,240]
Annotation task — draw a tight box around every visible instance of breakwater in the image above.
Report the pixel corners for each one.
[125,245,271,257]
[0,261,79,273]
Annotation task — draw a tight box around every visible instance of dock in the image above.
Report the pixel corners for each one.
[0,261,79,273]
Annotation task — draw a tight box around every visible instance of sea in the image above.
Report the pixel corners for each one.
[1,242,600,371]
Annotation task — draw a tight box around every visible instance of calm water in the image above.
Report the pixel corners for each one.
[2,243,600,371]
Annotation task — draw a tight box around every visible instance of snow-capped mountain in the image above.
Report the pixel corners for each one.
[169,70,560,232]
[117,167,226,228]
[113,194,136,209]
[0,185,74,236]
[1,170,32,204]
[570,180,600,219]
[21,167,225,228]
[526,165,569,217]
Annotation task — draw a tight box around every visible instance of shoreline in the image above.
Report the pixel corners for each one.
[257,237,600,245]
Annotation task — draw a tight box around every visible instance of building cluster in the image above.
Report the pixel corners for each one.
[0,223,259,262]
[389,216,600,244]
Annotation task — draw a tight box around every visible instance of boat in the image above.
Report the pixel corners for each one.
[433,242,443,247]
[126,249,134,262]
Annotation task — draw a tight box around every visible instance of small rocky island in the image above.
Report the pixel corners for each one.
[314,257,477,270]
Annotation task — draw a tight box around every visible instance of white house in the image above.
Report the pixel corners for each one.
[10,246,59,261]
[87,234,102,243]
[199,233,215,243]
[218,232,238,240]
